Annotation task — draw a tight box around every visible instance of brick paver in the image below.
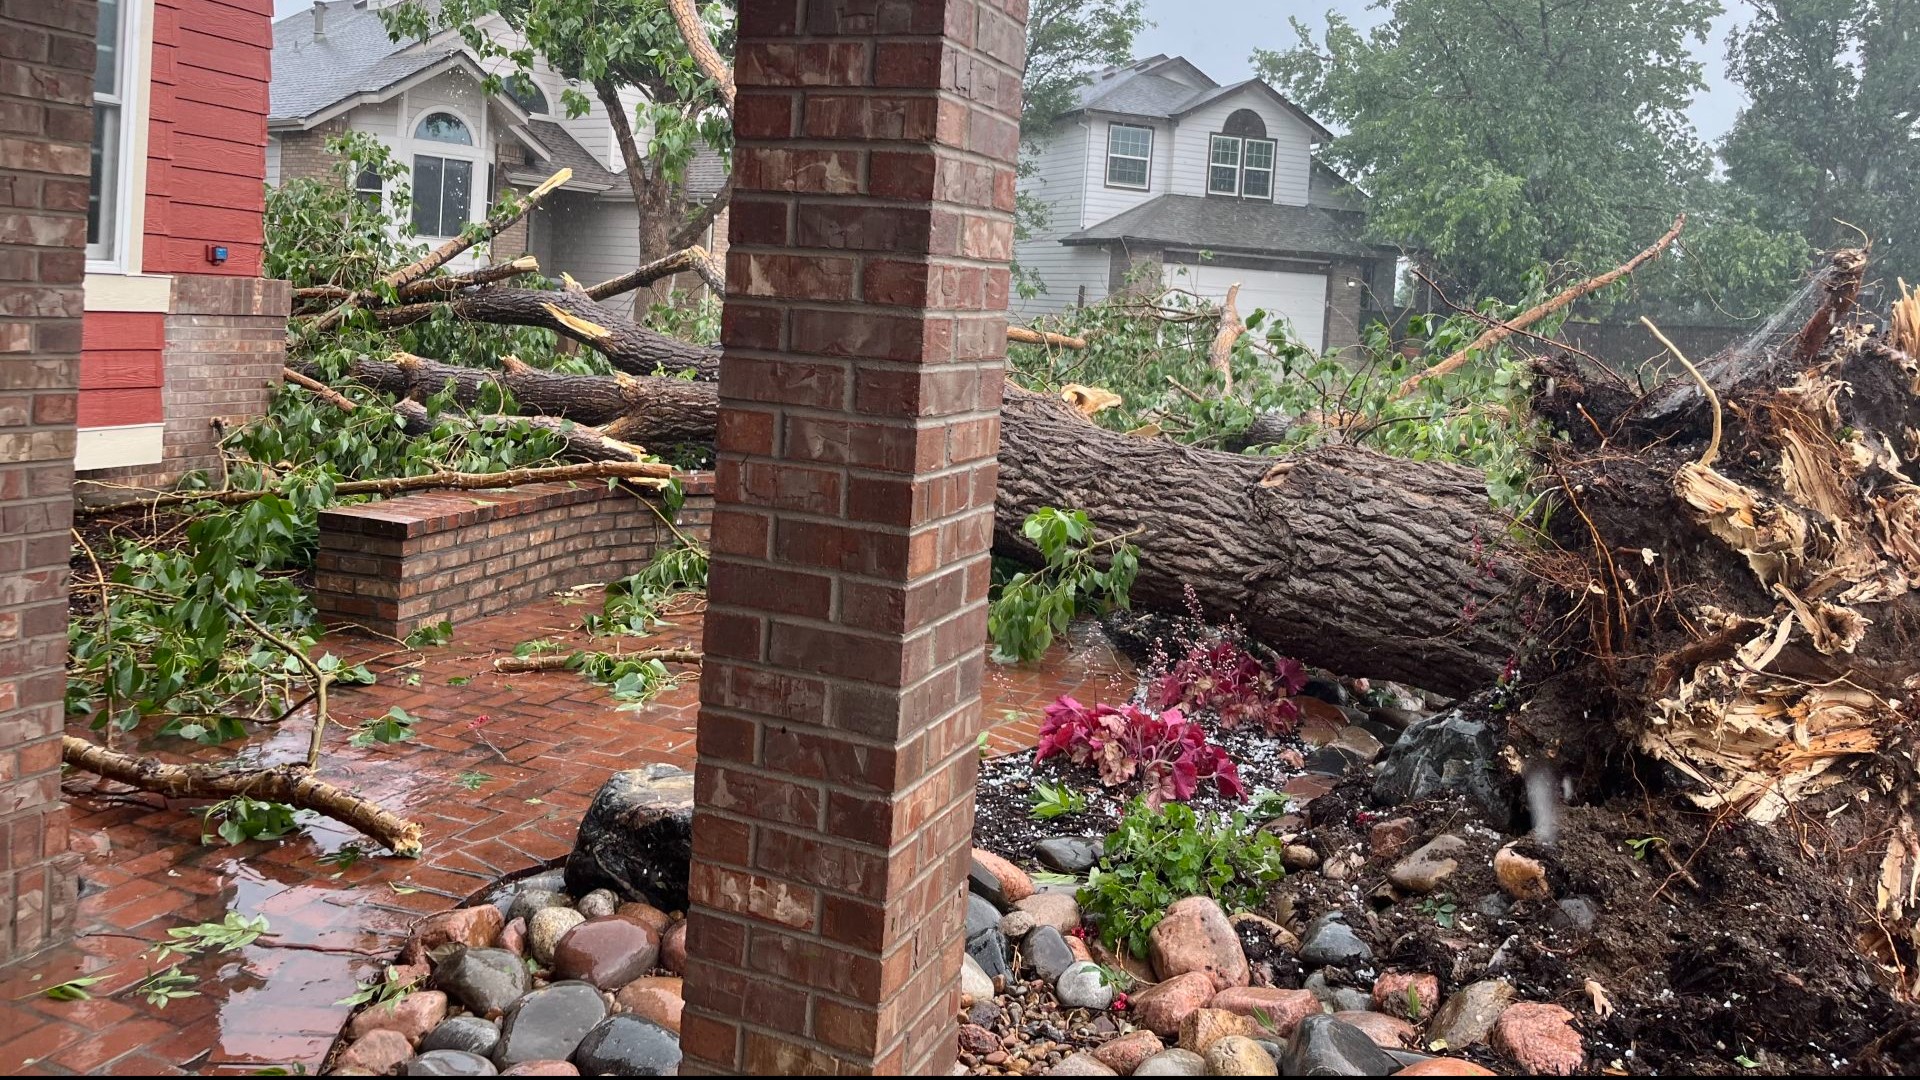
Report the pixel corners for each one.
[0,595,1126,1075]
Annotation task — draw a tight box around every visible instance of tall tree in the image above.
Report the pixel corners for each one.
[1722,0,1920,289]
[1255,0,1722,304]
[382,0,733,299]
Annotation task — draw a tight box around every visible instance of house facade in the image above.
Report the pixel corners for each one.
[1014,55,1396,353]
[268,0,727,312]
[77,0,289,483]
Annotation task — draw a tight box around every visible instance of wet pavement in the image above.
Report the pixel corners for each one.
[0,596,1130,1075]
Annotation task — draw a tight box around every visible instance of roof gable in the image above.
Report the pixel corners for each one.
[1058,55,1327,141]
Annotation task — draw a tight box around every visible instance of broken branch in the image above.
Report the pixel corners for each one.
[492,648,702,674]
[78,459,672,515]
[587,247,726,300]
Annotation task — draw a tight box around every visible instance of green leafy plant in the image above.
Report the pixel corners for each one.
[455,771,492,791]
[1030,781,1089,820]
[135,967,201,1008]
[1405,983,1425,1021]
[1625,836,1665,860]
[149,913,270,963]
[990,508,1139,662]
[336,964,422,1010]
[586,544,709,637]
[404,619,454,649]
[1079,799,1286,958]
[40,975,106,1002]
[1417,894,1460,929]
[350,706,419,748]
[1247,789,1291,821]
[200,797,300,846]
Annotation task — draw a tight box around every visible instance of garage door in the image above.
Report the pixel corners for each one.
[1164,264,1328,353]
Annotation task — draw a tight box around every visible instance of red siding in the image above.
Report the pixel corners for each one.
[141,0,274,277]
[80,312,165,427]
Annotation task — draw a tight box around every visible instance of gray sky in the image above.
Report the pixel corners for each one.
[1135,0,1747,143]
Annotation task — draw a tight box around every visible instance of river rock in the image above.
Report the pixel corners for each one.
[1048,1052,1118,1076]
[1390,1058,1497,1075]
[1149,896,1249,990]
[564,764,694,908]
[507,890,572,926]
[528,907,585,967]
[1132,1048,1207,1076]
[1209,987,1321,1037]
[551,916,659,990]
[406,1049,499,1076]
[350,989,448,1045]
[999,909,1036,939]
[499,918,527,958]
[1371,707,1517,831]
[494,981,608,1066]
[1490,1002,1582,1075]
[1178,1007,1256,1054]
[658,920,686,974]
[1426,980,1513,1049]
[973,848,1035,906]
[1493,845,1552,902]
[1205,1035,1279,1075]
[967,893,1001,937]
[967,926,1012,982]
[1034,837,1102,874]
[1283,844,1322,870]
[412,908,506,957]
[1373,972,1442,1021]
[961,953,995,1005]
[340,1030,413,1074]
[1131,970,1216,1037]
[1549,897,1597,934]
[435,947,532,1018]
[1027,925,1076,983]
[1055,960,1116,1010]
[1013,892,1080,935]
[571,1014,681,1075]
[1388,836,1466,895]
[614,902,670,934]
[613,975,683,1034]
[1368,818,1418,859]
[498,1064,578,1076]
[575,889,618,919]
[1299,912,1373,968]
[1092,1030,1163,1073]
[422,1016,501,1058]
[1282,1014,1401,1076]
[1333,1010,1417,1049]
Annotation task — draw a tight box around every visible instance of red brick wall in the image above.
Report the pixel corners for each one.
[315,476,715,639]
[683,0,1026,1073]
[0,0,92,965]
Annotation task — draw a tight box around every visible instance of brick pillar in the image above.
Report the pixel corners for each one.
[0,0,92,963]
[682,0,1025,1074]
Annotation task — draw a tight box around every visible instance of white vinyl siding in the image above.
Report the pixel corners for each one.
[1105,123,1152,189]
[1171,93,1313,205]
[1012,122,1112,318]
[1167,263,1329,352]
[532,196,649,317]
[1080,118,1169,229]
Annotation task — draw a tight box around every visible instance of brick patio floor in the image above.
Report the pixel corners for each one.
[0,597,1130,1075]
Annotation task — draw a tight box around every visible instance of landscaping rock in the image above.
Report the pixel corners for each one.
[406,1049,498,1076]
[1131,970,1217,1037]
[1149,896,1249,990]
[508,890,572,926]
[1054,960,1117,1010]
[1371,708,1516,831]
[350,989,449,1045]
[1425,980,1513,1049]
[1368,818,1418,859]
[435,947,532,1018]
[340,1030,414,1075]
[1092,1030,1163,1073]
[1027,925,1077,983]
[1549,897,1597,934]
[613,975,683,1034]
[1228,912,1300,958]
[967,893,1003,937]
[527,907,586,967]
[571,1014,681,1075]
[1304,971,1372,1014]
[959,1023,1000,1056]
[1204,1035,1279,1075]
[658,921,686,974]
[498,918,527,958]
[1387,836,1465,895]
[1372,972,1442,1021]
[564,764,694,908]
[1283,844,1323,870]
[423,1016,502,1058]
[1035,837,1102,874]
[412,908,506,957]
[961,953,995,1005]
[967,926,1012,982]
[1332,1010,1417,1049]
[614,902,670,933]
[494,981,609,1067]
[551,916,659,990]
[1014,892,1081,935]
[970,860,1011,912]
[1390,1059,1497,1076]
[1049,1052,1119,1075]
[1493,845,1552,902]
[999,909,1036,939]
[1490,1002,1582,1075]
[1178,1007,1256,1054]
[1299,912,1373,968]
[1303,678,1352,706]
[1282,1014,1401,1077]
[973,848,1035,906]
[1209,987,1321,1037]
[575,890,618,919]
[497,1063,578,1076]
[1133,1048,1207,1076]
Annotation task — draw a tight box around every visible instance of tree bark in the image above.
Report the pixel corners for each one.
[370,288,722,379]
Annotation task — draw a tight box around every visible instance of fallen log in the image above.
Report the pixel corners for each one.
[62,736,423,856]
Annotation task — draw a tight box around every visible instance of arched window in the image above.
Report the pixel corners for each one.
[1223,109,1268,139]
[506,75,549,116]
[1209,110,1278,200]
[414,111,473,145]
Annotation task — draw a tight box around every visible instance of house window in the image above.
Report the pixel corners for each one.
[506,75,549,116]
[415,112,473,145]
[411,155,473,237]
[1208,135,1242,196]
[89,0,136,264]
[1242,139,1276,200]
[1106,123,1152,190]
[354,165,383,206]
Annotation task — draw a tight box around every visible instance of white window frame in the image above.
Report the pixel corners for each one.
[405,106,482,240]
[1208,134,1242,197]
[1105,123,1153,191]
[88,0,142,271]
[1241,138,1277,201]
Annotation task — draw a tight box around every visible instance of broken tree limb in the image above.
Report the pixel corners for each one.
[61,736,423,856]
[492,648,702,674]
[291,256,543,310]
[667,0,735,108]
[283,367,360,413]
[370,287,725,379]
[1395,214,1685,398]
[1007,326,1089,349]
[78,458,670,515]
[1207,283,1245,394]
[587,247,726,300]
[670,174,733,253]
[390,400,654,466]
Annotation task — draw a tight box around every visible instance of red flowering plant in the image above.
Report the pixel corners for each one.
[1036,696,1246,806]
[1148,639,1308,737]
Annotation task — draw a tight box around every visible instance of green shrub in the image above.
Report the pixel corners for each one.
[1078,798,1287,959]
[988,508,1138,663]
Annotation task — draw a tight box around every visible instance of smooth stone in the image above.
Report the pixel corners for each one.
[499,1062,579,1075]
[973,848,1036,905]
[434,947,532,1018]
[615,903,671,934]
[1283,844,1322,870]
[1388,836,1466,895]
[1282,1014,1401,1076]
[1490,1002,1582,1075]
[519,870,568,894]
[967,926,1012,982]
[961,953,995,1004]
[1302,678,1352,706]
[1034,837,1102,874]
[1549,897,1597,933]
[658,921,686,974]
[498,918,527,958]
[1426,980,1514,1049]
[551,916,659,990]
[1368,818,1418,859]
[1332,1010,1418,1049]
[1132,1048,1207,1076]
[614,975,683,1034]
[1000,909,1037,939]
[1372,972,1442,1021]
[528,907,586,967]
[508,890,573,926]
[1493,845,1552,902]
[564,764,693,908]
[1392,1059,1497,1076]
[1209,987,1322,1037]
[406,1049,499,1076]
[1091,1030,1164,1073]
[1178,1008,1257,1054]
[967,892,1003,937]
[1054,960,1116,1010]
[350,989,448,1044]
[971,860,1012,912]
[575,889,618,919]
[494,981,609,1066]
[1204,1035,1279,1075]
[1048,1052,1118,1076]
[1027,925,1077,983]
[412,908,506,957]
[1149,896,1250,991]
[1013,892,1080,935]
[340,1030,413,1074]
[422,1016,502,1057]
[1299,912,1374,968]
[1304,971,1372,1014]
[571,1014,682,1075]
[1131,970,1217,1037]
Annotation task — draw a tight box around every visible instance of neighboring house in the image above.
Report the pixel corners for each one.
[1013,55,1396,353]
[77,0,290,483]
[267,0,727,311]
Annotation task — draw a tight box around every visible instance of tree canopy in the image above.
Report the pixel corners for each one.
[1022,0,1148,141]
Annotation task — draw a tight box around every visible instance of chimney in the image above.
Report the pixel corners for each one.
[313,1,327,39]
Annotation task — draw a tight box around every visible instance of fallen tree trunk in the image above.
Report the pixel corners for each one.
[62,736,423,856]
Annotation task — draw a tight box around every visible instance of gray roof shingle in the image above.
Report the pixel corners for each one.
[1058,56,1330,140]
[506,120,621,190]
[1061,195,1396,261]
[271,1,454,123]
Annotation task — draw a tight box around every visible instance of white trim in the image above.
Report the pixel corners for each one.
[87,0,154,275]
[1104,122,1153,191]
[405,101,485,240]
[1208,134,1243,197]
[83,271,172,312]
[75,423,165,471]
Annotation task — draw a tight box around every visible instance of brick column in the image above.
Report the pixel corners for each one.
[682,0,1025,1074]
[0,0,92,963]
